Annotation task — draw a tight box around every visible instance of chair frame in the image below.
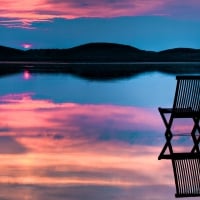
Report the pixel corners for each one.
[158,76,200,198]
[159,76,200,160]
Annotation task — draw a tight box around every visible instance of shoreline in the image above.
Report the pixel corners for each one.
[1,61,200,65]
[0,61,200,80]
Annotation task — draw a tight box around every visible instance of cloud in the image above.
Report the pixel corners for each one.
[0,92,184,199]
[0,184,176,200]
[1,0,200,28]
[0,92,165,154]
[0,136,27,154]
[0,92,192,150]
[160,0,200,19]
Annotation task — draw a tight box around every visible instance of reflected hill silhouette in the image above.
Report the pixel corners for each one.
[0,62,200,81]
[1,42,200,80]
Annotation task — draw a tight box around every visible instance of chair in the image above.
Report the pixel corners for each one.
[158,76,200,197]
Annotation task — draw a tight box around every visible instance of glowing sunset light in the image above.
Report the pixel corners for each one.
[1,0,200,28]
[0,92,186,199]
[0,0,163,21]
[23,70,31,79]
[22,43,32,49]
[0,93,162,132]
[0,148,169,186]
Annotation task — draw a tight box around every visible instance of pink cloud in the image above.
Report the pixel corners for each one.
[0,93,162,136]
[0,92,181,198]
[1,0,200,28]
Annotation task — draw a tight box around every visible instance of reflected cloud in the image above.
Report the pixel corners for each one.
[0,92,163,140]
[0,92,178,199]
[0,184,175,200]
[0,136,27,154]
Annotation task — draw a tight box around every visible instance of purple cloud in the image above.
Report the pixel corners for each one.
[1,0,200,28]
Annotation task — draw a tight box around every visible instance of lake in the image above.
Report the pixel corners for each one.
[0,68,197,200]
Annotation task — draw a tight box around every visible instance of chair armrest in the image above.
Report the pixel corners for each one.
[158,107,173,113]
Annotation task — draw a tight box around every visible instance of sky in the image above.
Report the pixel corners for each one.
[1,0,200,51]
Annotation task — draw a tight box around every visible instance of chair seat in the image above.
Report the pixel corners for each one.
[159,152,200,160]
[159,107,200,118]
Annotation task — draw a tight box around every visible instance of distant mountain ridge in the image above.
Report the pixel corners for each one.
[0,45,24,55]
[1,42,200,62]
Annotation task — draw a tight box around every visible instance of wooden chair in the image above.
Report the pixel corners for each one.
[158,76,200,197]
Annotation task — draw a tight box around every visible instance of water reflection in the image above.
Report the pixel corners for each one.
[0,92,171,199]
[0,71,176,106]
[23,70,31,80]
[0,72,194,200]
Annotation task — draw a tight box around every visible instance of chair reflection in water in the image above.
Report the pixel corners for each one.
[158,76,200,198]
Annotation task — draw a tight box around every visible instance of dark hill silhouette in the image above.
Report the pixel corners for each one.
[158,48,200,62]
[159,48,200,54]
[1,42,200,62]
[68,42,143,53]
[0,45,23,54]
[0,45,24,58]
[25,42,156,62]
[1,43,200,80]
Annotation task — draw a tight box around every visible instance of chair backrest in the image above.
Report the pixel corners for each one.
[173,76,200,112]
[172,158,200,197]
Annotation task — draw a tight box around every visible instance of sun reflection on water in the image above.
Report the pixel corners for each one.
[23,70,31,80]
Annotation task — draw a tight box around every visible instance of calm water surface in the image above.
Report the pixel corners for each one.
[0,70,195,200]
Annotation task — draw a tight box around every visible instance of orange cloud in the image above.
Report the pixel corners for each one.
[0,0,168,28]
[0,92,185,197]
[0,93,162,137]
[1,0,200,29]
[0,146,171,188]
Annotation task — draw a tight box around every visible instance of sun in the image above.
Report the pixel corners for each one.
[22,43,32,49]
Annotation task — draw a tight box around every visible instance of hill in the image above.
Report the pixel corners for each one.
[25,42,156,62]
[0,45,25,60]
[1,42,200,62]
[158,48,200,62]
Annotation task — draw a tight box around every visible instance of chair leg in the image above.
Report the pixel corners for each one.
[191,117,200,153]
[158,111,174,159]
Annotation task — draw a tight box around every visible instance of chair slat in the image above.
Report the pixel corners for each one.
[173,77,200,112]
[173,158,200,197]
